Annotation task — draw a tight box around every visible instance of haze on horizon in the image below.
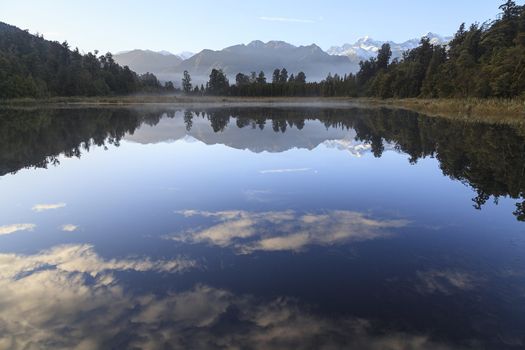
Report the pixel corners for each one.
[0,0,502,55]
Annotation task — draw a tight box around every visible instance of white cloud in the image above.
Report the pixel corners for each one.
[61,224,78,232]
[0,223,36,236]
[170,210,409,253]
[32,202,66,212]
[259,168,311,174]
[258,16,316,23]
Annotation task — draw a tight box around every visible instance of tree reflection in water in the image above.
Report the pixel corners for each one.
[1,106,524,220]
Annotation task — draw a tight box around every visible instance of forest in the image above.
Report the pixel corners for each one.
[357,0,525,99]
[0,22,175,98]
[1,1,524,100]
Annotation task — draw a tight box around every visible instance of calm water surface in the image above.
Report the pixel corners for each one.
[0,106,524,349]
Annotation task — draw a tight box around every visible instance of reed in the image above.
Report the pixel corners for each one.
[370,98,525,125]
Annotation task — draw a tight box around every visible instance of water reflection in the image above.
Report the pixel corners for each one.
[0,223,36,236]
[1,107,524,220]
[415,269,482,295]
[1,106,525,348]
[32,202,67,212]
[170,210,409,253]
[0,245,457,349]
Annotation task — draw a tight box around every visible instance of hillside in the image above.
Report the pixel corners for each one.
[114,41,361,85]
[114,49,182,76]
[0,22,169,98]
[169,41,359,84]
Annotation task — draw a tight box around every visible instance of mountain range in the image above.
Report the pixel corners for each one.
[111,50,183,76]
[327,32,451,60]
[125,110,394,156]
[114,34,450,86]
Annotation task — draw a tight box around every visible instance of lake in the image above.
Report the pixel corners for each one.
[0,106,524,349]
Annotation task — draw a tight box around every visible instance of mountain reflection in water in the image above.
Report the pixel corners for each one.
[1,107,524,221]
[0,106,524,349]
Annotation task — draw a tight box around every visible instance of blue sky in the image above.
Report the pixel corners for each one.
[0,1,510,54]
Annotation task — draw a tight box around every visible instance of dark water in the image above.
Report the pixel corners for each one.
[0,106,524,349]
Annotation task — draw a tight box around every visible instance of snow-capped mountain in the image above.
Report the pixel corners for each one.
[177,51,195,60]
[322,138,397,157]
[328,32,451,61]
[114,33,450,84]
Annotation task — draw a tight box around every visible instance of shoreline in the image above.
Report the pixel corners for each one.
[1,96,524,125]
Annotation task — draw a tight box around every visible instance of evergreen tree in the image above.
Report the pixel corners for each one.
[296,72,306,84]
[279,68,288,83]
[182,70,192,94]
[272,69,281,84]
[377,43,392,70]
[207,69,229,95]
[236,73,250,86]
[0,21,174,98]
[257,71,266,84]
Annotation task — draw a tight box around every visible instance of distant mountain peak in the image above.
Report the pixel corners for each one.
[328,33,451,60]
[245,40,296,49]
[357,35,372,43]
[247,40,265,47]
[171,39,357,84]
[116,49,175,56]
[304,43,323,50]
[423,32,441,38]
[114,49,183,78]
[266,40,295,49]
[177,51,195,60]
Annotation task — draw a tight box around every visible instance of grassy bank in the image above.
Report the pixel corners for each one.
[371,98,525,125]
[1,95,524,125]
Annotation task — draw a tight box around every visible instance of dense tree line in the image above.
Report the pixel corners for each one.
[0,22,175,98]
[181,68,358,97]
[0,107,170,175]
[181,1,525,99]
[359,1,525,98]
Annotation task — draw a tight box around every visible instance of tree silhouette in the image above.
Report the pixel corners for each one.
[182,71,192,94]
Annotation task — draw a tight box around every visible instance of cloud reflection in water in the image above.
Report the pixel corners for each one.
[0,223,36,236]
[0,244,455,350]
[169,210,409,253]
[32,202,67,212]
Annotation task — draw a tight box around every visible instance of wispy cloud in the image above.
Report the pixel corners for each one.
[0,224,36,236]
[258,16,316,24]
[32,203,66,212]
[259,168,311,174]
